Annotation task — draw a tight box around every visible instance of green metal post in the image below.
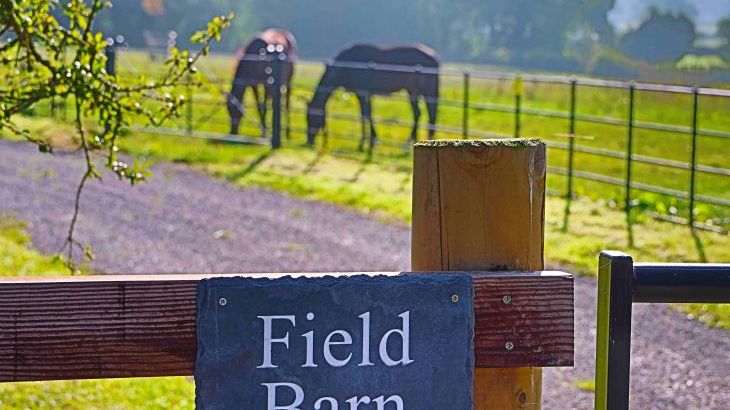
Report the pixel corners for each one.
[366,92,374,155]
[271,55,283,149]
[689,87,699,228]
[625,84,636,217]
[513,75,523,138]
[462,72,470,138]
[595,251,634,410]
[563,78,577,230]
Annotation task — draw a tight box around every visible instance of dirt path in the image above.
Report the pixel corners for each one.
[1,139,727,409]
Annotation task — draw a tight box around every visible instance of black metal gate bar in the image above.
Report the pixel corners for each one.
[633,263,730,303]
[595,251,730,410]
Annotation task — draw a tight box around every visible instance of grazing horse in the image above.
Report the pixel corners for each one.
[307,44,439,148]
[227,28,297,136]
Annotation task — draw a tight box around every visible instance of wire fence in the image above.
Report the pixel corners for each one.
[38,48,730,234]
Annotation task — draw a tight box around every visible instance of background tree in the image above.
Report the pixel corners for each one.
[618,9,696,64]
[0,0,231,269]
[91,0,624,69]
[718,18,730,62]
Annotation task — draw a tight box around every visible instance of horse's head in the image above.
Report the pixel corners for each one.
[306,100,325,144]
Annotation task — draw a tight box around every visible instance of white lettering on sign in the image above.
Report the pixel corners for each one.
[374,396,404,410]
[314,397,338,409]
[258,315,296,369]
[379,312,413,367]
[258,311,412,409]
[358,312,374,367]
[266,392,406,410]
[323,330,353,367]
[346,396,371,409]
[262,382,304,410]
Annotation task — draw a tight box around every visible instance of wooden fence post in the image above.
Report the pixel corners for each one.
[412,139,546,409]
[270,53,283,149]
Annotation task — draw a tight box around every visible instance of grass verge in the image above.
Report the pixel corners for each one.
[0,214,69,276]
[572,379,596,393]
[119,132,729,329]
[0,213,195,409]
[0,378,194,410]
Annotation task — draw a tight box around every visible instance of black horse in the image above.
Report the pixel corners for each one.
[227,28,297,136]
[307,44,439,148]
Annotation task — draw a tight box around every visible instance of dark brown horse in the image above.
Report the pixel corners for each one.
[227,28,297,135]
[307,44,439,148]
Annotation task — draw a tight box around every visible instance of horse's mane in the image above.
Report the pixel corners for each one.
[335,43,440,66]
[379,43,438,60]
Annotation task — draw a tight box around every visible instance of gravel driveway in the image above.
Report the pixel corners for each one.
[1,139,728,409]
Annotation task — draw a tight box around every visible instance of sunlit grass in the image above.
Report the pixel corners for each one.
[572,379,596,393]
[0,214,195,409]
[104,50,730,228]
[0,214,69,276]
[21,51,730,228]
[0,377,194,410]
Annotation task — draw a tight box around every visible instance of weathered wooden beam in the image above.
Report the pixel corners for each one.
[412,139,553,409]
[0,271,572,382]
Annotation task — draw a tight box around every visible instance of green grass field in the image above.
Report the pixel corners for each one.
[31,49,728,230]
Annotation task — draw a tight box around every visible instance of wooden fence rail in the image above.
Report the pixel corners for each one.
[0,271,572,383]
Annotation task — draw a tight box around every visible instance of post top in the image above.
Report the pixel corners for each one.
[414,138,542,148]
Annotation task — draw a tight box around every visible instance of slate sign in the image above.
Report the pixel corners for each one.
[195,274,474,409]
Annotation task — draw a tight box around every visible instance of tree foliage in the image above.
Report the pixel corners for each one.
[93,0,617,69]
[618,9,696,64]
[0,0,231,269]
[718,18,730,61]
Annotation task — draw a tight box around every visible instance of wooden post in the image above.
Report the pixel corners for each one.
[412,139,546,409]
[270,54,283,149]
